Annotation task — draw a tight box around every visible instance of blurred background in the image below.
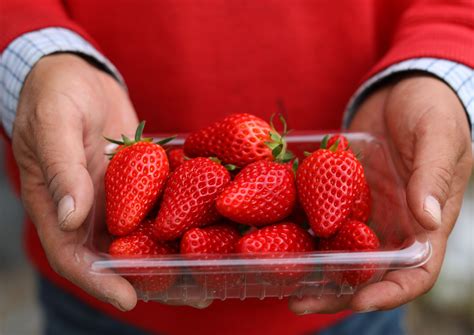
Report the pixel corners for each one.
[0,140,472,335]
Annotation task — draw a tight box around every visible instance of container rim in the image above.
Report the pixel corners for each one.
[90,239,432,274]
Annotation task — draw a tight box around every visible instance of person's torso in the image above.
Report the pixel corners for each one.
[65,0,409,133]
[20,1,412,334]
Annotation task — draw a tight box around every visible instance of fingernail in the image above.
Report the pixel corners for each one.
[110,299,127,312]
[58,195,75,229]
[423,195,442,227]
[356,306,378,313]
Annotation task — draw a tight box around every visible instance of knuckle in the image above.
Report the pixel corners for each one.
[43,161,68,201]
[30,101,58,135]
[431,165,453,201]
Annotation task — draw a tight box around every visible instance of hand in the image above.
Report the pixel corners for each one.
[289,75,473,314]
[12,54,140,311]
[13,54,212,311]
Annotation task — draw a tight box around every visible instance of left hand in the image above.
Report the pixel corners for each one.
[289,75,473,314]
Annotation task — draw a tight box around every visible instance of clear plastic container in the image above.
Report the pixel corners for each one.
[86,132,432,302]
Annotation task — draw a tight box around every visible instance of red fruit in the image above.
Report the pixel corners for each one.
[297,148,362,238]
[236,222,314,253]
[181,224,240,254]
[327,134,371,222]
[319,220,380,286]
[350,177,371,222]
[327,134,350,151]
[183,120,220,158]
[105,122,169,236]
[185,113,279,167]
[109,220,178,292]
[153,157,231,241]
[168,148,187,171]
[236,222,315,283]
[216,160,296,226]
[181,224,241,289]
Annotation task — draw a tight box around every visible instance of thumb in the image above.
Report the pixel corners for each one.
[35,109,94,231]
[406,123,460,231]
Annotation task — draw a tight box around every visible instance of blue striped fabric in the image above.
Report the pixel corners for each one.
[0,28,473,140]
[344,58,474,141]
[0,27,123,137]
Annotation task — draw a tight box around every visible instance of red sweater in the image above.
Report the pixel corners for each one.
[1,1,473,334]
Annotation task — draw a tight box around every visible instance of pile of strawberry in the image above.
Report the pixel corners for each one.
[105,114,380,292]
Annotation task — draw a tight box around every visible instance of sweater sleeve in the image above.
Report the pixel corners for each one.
[0,0,97,51]
[0,28,123,137]
[344,58,474,140]
[344,0,474,138]
[0,0,115,141]
[366,0,474,78]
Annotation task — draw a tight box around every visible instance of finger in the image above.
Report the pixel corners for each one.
[349,231,444,312]
[288,294,352,315]
[349,268,433,312]
[60,245,138,312]
[32,98,94,231]
[23,181,137,311]
[405,112,468,231]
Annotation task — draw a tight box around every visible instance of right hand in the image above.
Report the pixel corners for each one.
[12,54,140,311]
[13,54,212,311]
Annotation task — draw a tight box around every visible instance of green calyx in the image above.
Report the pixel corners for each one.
[320,134,342,152]
[264,113,294,163]
[209,156,238,171]
[291,158,299,175]
[104,121,176,159]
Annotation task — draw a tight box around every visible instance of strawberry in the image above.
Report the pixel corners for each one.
[181,224,241,289]
[236,222,315,283]
[168,148,187,171]
[109,220,178,292]
[327,134,350,152]
[324,134,371,223]
[181,224,240,254]
[297,138,363,238]
[216,160,296,226]
[350,177,371,223]
[153,157,231,241]
[184,113,291,167]
[105,122,170,236]
[183,120,219,158]
[319,220,380,286]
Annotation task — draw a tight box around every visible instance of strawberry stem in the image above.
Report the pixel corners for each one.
[292,158,299,175]
[209,157,239,171]
[224,164,238,171]
[121,134,133,146]
[103,136,124,145]
[266,113,294,163]
[328,138,340,152]
[104,120,175,159]
[135,121,146,142]
[209,156,221,164]
[155,136,176,146]
[320,135,329,149]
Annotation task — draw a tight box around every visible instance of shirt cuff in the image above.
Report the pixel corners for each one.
[0,27,124,138]
[344,58,474,141]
